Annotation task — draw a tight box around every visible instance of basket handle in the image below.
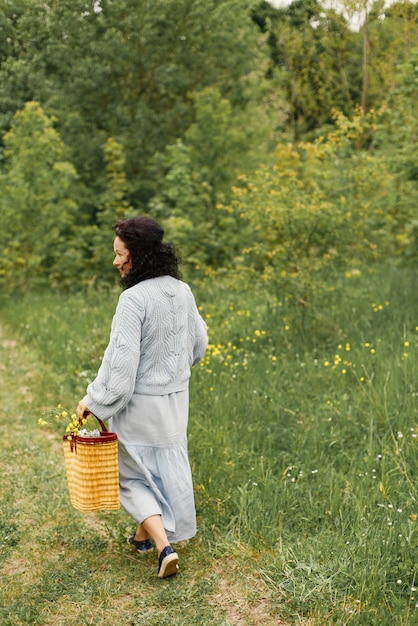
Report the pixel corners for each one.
[93,415,108,433]
[80,412,108,433]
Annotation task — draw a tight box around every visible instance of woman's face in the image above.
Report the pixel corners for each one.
[113,236,132,277]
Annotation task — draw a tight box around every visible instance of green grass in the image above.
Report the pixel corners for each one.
[0,323,273,626]
[0,264,417,624]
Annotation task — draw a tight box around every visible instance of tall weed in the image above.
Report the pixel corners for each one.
[0,264,417,623]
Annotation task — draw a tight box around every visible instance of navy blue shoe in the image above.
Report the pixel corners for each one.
[127,536,154,553]
[157,545,179,578]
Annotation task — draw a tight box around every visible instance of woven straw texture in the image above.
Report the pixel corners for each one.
[63,434,120,512]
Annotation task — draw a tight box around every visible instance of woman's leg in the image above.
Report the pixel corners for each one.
[140,514,171,555]
[134,523,150,542]
[134,514,179,578]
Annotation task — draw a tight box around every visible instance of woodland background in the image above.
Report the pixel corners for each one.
[0,0,417,299]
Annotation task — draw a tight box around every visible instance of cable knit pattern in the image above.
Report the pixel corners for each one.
[83,276,208,420]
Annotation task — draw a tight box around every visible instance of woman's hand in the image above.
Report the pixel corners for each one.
[77,400,91,419]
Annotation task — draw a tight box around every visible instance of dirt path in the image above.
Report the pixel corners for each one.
[0,323,289,626]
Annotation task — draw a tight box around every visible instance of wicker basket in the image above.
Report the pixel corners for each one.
[63,417,119,512]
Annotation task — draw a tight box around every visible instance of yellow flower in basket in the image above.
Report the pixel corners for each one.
[38,405,119,513]
[38,406,86,437]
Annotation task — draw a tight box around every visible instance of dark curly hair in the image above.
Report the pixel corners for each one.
[113,216,181,288]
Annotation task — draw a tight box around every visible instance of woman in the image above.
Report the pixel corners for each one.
[77,216,208,578]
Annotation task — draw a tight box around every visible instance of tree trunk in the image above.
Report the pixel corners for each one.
[361,14,369,113]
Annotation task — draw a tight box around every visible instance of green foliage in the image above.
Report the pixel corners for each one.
[0,0,269,209]
[254,0,418,138]
[184,87,275,200]
[0,0,416,297]
[377,48,418,259]
[88,137,134,283]
[253,0,357,137]
[218,107,414,321]
[148,139,211,275]
[149,86,273,272]
[0,102,77,293]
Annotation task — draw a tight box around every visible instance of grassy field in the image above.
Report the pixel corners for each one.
[0,264,417,625]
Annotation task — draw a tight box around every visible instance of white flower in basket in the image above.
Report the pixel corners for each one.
[39,406,119,512]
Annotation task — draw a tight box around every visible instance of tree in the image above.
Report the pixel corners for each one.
[88,137,133,283]
[253,0,355,139]
[335,0,418,115]
[0,0,270,213]
[221,108,408,319]
[148,86,275,272]
[377,48,418,259]
[0,102,77,293]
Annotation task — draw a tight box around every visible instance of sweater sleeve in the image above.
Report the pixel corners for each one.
[82,292,142,420]
[192,312,208,365]
[187,287,208,365]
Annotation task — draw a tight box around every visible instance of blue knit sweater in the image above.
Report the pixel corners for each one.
[83,276,208,420]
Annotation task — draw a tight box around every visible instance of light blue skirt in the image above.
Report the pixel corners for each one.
[109,389,196,542]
